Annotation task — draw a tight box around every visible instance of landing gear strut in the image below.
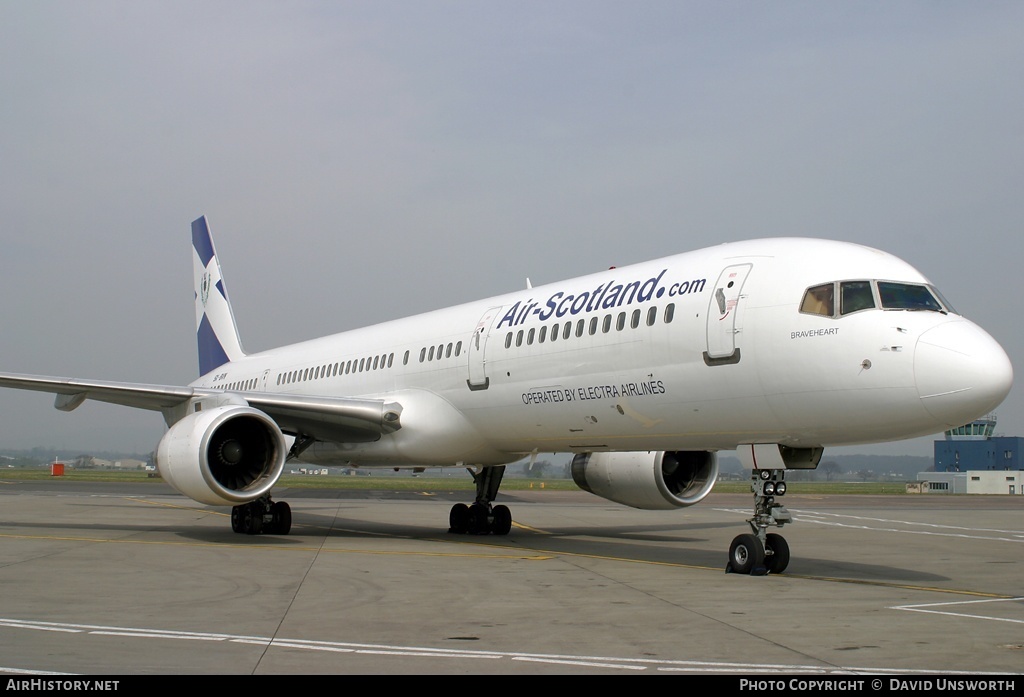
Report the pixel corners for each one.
[230,495,292,535]
[727,469,791,575]
[449,465,512,535]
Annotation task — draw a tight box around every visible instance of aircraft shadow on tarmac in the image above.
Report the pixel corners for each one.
[1,483,956,584]
[195,507,955,585]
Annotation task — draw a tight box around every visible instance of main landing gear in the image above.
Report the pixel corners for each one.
[448,465,513,536]
[230,495,292,535]
[726,469,792,575]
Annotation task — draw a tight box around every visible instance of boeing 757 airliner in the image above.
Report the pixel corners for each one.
[0,217,1013,574]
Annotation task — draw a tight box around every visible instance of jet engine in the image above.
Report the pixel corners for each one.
[155,405,287,506]
[570,451,718,510]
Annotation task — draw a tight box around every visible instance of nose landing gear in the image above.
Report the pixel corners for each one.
[727,468,791,575]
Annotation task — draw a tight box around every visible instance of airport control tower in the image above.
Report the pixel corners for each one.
[933,414,1021,472]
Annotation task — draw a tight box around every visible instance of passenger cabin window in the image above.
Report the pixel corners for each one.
[800,283,835,317]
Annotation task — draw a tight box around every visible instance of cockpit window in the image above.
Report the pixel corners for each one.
[840,281,875,315]
[800,283,834,317]
[877,282,944,312]
[802,280,954,318]
[929,286,958,315]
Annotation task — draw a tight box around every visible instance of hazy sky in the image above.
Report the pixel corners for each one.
[1,1,1020,458]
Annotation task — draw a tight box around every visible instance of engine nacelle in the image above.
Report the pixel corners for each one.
[571,451,718,510]
[155,405,288,506]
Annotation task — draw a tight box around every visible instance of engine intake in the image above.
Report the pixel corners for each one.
[156,405,287,506]
[571,450,718,510]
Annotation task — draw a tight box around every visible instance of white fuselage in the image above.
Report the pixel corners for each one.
[190,238,1013,468]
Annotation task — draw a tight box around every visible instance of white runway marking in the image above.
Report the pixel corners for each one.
[0,666,76,676]
[716,508,1024,543]
[891,597,1024,625]
[0,618,1015,675]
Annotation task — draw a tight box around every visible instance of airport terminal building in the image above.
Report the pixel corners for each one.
[915,415,1023,494]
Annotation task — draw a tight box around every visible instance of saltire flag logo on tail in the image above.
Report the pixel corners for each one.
[192,216,245,377]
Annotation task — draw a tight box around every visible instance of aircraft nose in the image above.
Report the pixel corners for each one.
[915,320,1014,426]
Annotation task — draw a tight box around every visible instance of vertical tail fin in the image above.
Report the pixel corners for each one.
[192,216,245,376]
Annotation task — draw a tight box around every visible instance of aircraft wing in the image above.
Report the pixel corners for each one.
[0,371,402,443]
[0,372,193,411]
